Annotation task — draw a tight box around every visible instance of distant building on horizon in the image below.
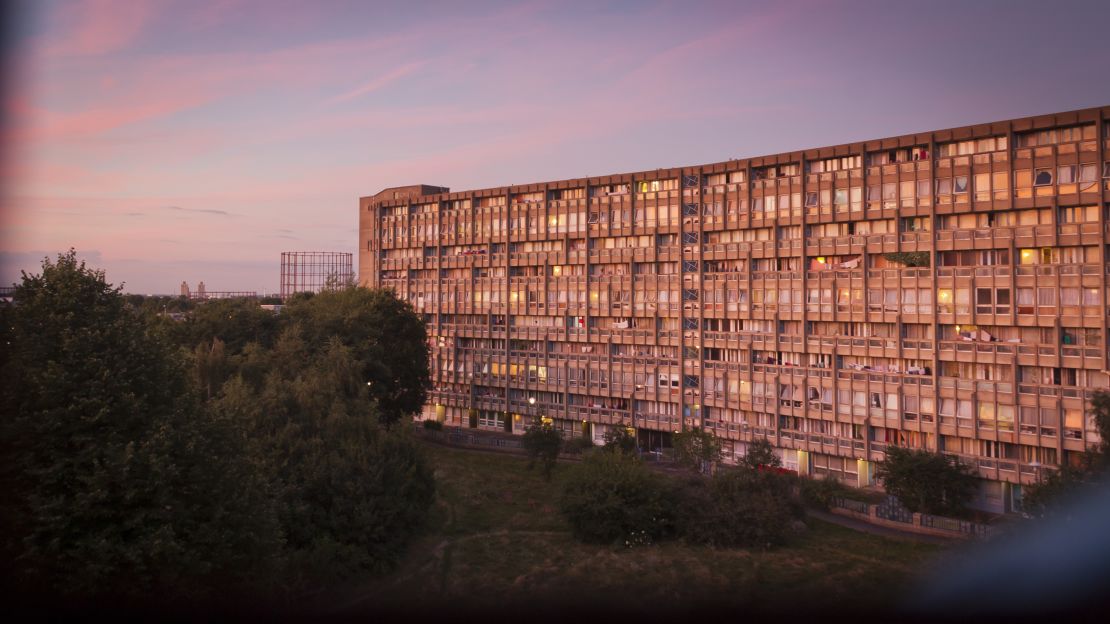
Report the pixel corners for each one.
[280,251,353,300]
[178,280,257,301]
[361,104,1110,515]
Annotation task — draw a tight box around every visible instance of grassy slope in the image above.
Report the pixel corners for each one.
[337,443,948,616]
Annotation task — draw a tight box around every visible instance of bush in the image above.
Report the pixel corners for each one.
[676,468,802,548]
[798,474,847,511]
[422,419,444,431]
[564,436,595,454]
[559,452,674,546]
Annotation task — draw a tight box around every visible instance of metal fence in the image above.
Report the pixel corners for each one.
[875,496,915,524]
[423,429,523,450]
[831,496,870,515]
[920,513,994,538]
[831,494,996,538]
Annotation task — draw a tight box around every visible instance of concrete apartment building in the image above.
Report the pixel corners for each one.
[360,106,1110,513]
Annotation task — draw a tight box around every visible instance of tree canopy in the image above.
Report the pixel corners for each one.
[0,251,281,601]
[0,252,436,606]
[281,288,430,425]
[875,446,976,516]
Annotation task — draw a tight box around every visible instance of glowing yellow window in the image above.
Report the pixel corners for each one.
[1019,249,1037,265]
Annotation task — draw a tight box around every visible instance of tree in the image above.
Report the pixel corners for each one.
[740,437,781,471]
[875,446,977,516]
[281,287,430,425]
[672,427,722,474]
[521,421,563,480]
[0,251,281,602]
[559,451,673,545]
[602,426,638,455]
[1023,389,1110,517]
[211,333,435,592]
[168,297,278,354]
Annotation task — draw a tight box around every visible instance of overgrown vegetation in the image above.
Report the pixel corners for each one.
[0,251,435,606]
[521,420,563,480]
[559,451,674,546]
[676,468,804,548]
[557,436,807,551]
[798,474,849,511]
[351,444,941,616]
[875,446,976,516]
[883,251,931,267]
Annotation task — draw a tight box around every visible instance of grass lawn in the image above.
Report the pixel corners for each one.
[334,443,951,616]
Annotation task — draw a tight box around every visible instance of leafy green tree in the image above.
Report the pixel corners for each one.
[602,426,638,455]
[0,251,281,601]
[212,334,434,591]
[169,297,279,354]
[559,451,674,545]
[875,446,977,515]
[282,287,430,425]
[672,427,722,474]
[521,421,564,480]
[740,437,782,471]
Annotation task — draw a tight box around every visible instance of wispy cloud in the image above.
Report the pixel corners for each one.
[165,205,231,216]
[41,0,153,58]
[327,61,428,104]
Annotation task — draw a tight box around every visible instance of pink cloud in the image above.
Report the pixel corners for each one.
[42,0,154,58]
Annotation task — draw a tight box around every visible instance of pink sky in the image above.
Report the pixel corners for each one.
[2,0,1109,293]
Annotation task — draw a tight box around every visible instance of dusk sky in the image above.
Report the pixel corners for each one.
[2,0,1109,294]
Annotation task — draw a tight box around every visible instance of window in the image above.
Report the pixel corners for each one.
[1037,287,1055,307]
[1033,168,1053,186]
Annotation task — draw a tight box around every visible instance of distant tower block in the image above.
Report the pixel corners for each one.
[180,281,190,297]
[280,252,353,300]
[197,281,206,297]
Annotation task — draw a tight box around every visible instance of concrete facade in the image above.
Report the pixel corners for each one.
[361,106,1110,513]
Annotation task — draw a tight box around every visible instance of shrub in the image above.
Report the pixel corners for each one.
[422,419,444,431]
[564,436,595,454]
[798,474,847,510]
[559,452,674,546]
[676,468,802,548]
